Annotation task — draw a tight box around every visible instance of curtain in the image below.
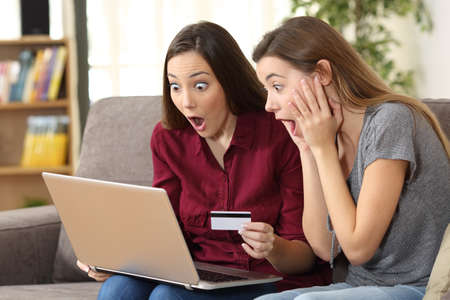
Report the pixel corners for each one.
[86,0,291,101]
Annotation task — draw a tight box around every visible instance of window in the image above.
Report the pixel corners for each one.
[86,0,291,102]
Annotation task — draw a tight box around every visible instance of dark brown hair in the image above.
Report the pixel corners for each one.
[162,21,266,129]
[253,16,449,157]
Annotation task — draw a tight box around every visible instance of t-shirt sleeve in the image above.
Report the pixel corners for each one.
[363,104,417,182]
[150,123,182,219]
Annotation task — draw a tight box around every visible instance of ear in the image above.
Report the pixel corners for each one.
[314,59,332,86]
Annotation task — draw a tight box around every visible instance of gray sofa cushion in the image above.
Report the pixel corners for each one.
[52,96,162,283]
[422,98,450,137]
[423,224,450,299]
[0,282,102,300]
[0,206,60,285]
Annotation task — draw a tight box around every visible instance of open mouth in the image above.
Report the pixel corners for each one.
[188,116,206,131]
[282,120,296,136]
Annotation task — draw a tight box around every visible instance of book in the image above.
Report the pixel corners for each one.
[21,115,69,167]
[41,47,58,101]
[0,63,6,103]
[48,116,69,166]
[22,55,37,103]
[33,47,53,101]
[21,116,39,167]
[29,49,45,102]
[0,61,20,103]
[10,49,34,101]
[48,46,67,101]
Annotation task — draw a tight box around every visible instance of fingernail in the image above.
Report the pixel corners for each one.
[80,263,88,272]
[238,229,242,234]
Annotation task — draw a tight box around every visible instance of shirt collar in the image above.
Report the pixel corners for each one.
[193,112,255,155]
[230,112,254,150]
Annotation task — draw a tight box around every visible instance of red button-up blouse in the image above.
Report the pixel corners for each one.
[150,110,330,291]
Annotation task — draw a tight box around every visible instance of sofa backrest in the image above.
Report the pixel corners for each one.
[422,98,450,138]
[75,96,162,185]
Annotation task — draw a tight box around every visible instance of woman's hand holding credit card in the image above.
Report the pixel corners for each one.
[239,222,275,259]
[210,211,275,259]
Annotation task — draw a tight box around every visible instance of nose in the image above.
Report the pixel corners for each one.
[182,91,196,109]
[265,93,279,113]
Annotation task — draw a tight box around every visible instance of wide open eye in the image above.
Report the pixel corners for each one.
[273,84,283,92]
[195,82,208,91]
[169,82,180,91]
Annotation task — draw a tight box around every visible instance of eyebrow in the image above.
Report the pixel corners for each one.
[167,71,210,79]
[265,73,285,81]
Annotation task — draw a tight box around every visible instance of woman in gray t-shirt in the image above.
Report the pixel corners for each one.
[253,16,450,300]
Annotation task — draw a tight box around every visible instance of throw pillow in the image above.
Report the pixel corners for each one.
[442,290,450,300]
[423,224,450,300]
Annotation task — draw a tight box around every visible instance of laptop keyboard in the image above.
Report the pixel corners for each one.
[197,269,247,282]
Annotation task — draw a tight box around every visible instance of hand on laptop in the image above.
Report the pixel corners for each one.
[239,222,275,259]
[77,260,112,282]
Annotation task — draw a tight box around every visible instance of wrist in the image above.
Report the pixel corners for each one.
[311,142,338,160]
[266,234,282,262]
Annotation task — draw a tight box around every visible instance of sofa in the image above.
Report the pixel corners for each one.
[0,96,448,300]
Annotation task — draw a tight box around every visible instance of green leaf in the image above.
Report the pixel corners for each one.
[290,0,433,96]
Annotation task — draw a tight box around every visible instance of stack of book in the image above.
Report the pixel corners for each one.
[21,115,69,167]
[0,46,67,104]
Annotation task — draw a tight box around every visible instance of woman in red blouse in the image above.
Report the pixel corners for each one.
[81,21,330,300]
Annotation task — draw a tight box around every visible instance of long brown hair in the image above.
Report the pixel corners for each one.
[253,16,449,158]
[162,21,266,129]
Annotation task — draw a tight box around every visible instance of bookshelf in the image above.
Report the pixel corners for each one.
[0,37,79,210]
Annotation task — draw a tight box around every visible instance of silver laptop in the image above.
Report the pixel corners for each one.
[42,172,282,290]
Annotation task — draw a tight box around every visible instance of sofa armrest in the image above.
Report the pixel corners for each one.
[0,205,61,285]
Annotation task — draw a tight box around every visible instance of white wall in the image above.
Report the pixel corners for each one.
[390,0,450,98]
[415,0,450,98]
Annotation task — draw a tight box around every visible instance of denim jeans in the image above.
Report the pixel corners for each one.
[255,282,426,300]
[97,274,278,300]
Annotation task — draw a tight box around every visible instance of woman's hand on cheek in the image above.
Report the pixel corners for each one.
[289,76,339,153]
[324,84,343,131]
[281,95,310,152]
[239,222,275,259]
[286,119,311,152]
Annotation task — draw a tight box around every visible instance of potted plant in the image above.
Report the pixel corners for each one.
[290,0,433,94]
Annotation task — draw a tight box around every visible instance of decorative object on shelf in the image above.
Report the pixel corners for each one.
[20,0,50,36]
[21,115,69,167]
[290,0,433,94]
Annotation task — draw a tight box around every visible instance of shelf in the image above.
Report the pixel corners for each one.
[0,100,69,111]
[0,38,65,46]
[0,165,72,176]
[0,37,78,211]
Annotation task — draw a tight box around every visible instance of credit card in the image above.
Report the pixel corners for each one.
[210,211,251,230]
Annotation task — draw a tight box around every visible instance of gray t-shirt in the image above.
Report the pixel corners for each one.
[345,102,450,287]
